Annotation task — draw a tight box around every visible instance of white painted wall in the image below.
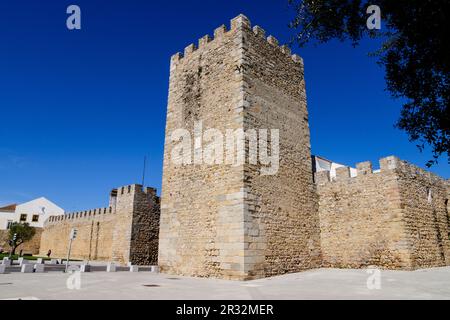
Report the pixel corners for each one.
[0,198,64,230]
[314,156,357,178]
[0,211,16,230]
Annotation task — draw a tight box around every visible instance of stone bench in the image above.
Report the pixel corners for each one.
[129,265,139,272]
[34,264,45,273]
[106,263,116,272]
[80,264,91,272]
[2,257,11,266]
[150,266,159,273]
[21,264,34,273]
[18,258,30,266]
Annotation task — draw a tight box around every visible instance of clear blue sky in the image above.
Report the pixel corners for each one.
[0,1,448,211]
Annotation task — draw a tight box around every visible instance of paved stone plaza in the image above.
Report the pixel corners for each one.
[0,267,449,300]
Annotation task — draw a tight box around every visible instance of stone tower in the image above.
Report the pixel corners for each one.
[159,14,322,280]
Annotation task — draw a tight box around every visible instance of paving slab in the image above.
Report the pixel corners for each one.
[0,267,449,300]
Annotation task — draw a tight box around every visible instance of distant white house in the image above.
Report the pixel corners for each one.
[312,155,358,179]
[0,198,64,230]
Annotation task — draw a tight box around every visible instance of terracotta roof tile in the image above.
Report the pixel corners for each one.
[0,204,17,212]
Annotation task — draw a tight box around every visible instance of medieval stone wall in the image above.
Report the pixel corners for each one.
[39,184,160,265]
[316,156,450,269]
[40,207,116,261]
[395,159,450,268]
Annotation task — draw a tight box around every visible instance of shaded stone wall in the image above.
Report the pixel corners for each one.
[316,156,450,269]
[159,16,244,279]
[395,159,450,268]
[242,18,322,277]
[159,14,321,280]
[39,185,160,265]
[129,188,160,265]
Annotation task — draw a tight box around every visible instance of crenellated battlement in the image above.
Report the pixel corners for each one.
[315,155,446,186]
[44,184,159,226]
[116,183,154,196]
[45,206,114,225]
[170,14,303,67]
[315,156,396,184]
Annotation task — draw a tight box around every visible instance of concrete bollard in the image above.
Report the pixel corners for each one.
[2,258,11,266]
[129,265,139,272]
[80,264,91,272]
[106,263,116,272]
[50,259,58,264]
[19,259,29,266]
[150,266,159,273]
[21,264,34,273]
[36,258,43,264]
[18,257,24,265]
[34,264,45,273]
[0,264,6,274]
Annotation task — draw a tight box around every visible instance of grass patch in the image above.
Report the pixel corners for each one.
[0,253,51,261]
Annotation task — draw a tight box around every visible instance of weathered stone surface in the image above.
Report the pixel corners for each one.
[243,18,321,278]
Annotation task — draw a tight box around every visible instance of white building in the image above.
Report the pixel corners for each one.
[312,155,358,179]
[0,198,64,230]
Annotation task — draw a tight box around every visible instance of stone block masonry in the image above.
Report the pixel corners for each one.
[158,14,321,280]
[242,17,321,278]
[316,156,450,269]
[39,184,160,265]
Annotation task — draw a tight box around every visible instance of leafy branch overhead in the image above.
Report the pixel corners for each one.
[289,0,449,166]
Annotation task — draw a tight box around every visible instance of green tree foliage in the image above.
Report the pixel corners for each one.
[289,0,449,166]
[8,222,36,255]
